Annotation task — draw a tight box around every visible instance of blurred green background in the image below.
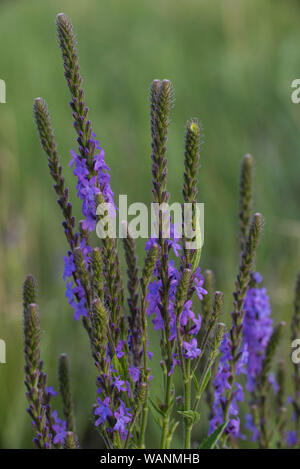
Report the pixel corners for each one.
[0,0,299,448]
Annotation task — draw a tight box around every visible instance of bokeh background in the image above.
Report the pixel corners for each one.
[0,0,299,448]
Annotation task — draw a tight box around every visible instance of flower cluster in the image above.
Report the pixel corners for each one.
[52,410,67,445]
[63,239,91,320]
[94,385,134,442]
[243,273,273,392]
[242,273,277,442]
[70,133,115,232]
[145,221,206,375]
[147,261,205,341]
[209,334,248,438]
[210,274,276,441]
[62,133,115,321]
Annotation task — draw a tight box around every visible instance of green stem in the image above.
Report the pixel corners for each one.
[113,430,122,449]
[176,315,186,378]
[138,339,149,448]
[139,402,148,449]
[184,359,192,449]
[191,321,214,377]
[192,360,211,412]
[158,235,174,449]
[160,374,172,449]
[258,390,269,448]
[138,291,149,448]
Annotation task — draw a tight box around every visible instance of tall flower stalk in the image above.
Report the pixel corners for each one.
[210,153,264,441]
[149,79,174,448]
[23,275,68,448]
[23,294,52,448]
[56,13,123,337]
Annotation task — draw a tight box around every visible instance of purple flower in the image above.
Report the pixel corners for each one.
[52,410,67,445]
[94,397,113,426]
[146,257,206,340]
[286,431,298,446]
[146,223,181,258]
[69,134,115,233]
[147,348,154,361]
[73,296,88,321]
[65,278,88,321]
[245,413,259,442]
[168,353,181,376]
[63,253,75,281]
[179,300,202,336]
[46,386,57,397]
[242,277,274,441]
[116,340,126,359]
[113,376,126,393]
[252,272,263,284]
[65,281,74,304]
[63,134,115,324]
[113,402,132,440]
[209,334,248,438]
[79,238,92,263]
[287,395,294,405]
[182,338,201,359]
[82,212,96,231]
[194,267,207,300]
[243,282,273,391]
[129,366,140,383]
[226,418,240,437]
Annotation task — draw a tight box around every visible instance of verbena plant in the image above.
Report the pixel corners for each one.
[22,13,300,449]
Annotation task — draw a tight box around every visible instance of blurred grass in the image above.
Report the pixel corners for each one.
[0,0,300,448]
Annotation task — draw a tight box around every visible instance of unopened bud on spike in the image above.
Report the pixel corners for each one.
[64,431,80,449]
[23,275,38,312]
[239,154,254,251]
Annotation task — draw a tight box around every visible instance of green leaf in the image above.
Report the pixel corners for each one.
[198,421,227,449]
[192,374,200,393]
[169,419,180,436]
[149,397,165,416]
[177,410,200,425]
[148,402,163,428]
[191,205,203,271]
[111,354,122,375]
[199,367,212,395]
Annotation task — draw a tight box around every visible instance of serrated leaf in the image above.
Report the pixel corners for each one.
[198,421,227,449]
[177,410,201,425]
